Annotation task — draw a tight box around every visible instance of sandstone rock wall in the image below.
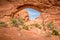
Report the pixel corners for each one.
[0,0,60,40]
[14,9,29,22]
[0,0,60,30]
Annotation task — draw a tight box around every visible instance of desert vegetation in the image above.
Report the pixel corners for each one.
[0,21,8,27]
[18,18,24,25]
[11,18,18,27]
[23,24,29,30]
[11,18,25,27]
[0,18,60,37]
[10,18,29,30]
[46,22,54,30]
[46,22,60,37]
[30,23,41,29]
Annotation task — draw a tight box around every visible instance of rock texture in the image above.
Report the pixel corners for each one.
[0,0,60,40]
[0,27,21,40]
[14,9,29,22]
[0,0,60,26]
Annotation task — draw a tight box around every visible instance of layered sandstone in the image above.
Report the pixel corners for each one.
[0,0,60,40]
[0,0,60,26]
[14,9,29,22]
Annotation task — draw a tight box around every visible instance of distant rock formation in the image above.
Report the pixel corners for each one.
[14,9,29,22]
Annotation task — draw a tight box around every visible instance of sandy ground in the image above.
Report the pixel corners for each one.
[0,27,60,40]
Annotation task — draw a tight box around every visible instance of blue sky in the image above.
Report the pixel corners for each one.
[25,8,40,20]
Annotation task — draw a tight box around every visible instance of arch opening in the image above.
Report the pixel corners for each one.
[13,5,42,21]
[24,8,41,20]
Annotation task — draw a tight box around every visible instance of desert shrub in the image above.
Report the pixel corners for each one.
[11,18,18,27]
[51,30,60,36]
[32,23,41,29]
[47,22,54,30]
[0,21,8,27]
[18,18,24,25]
[23,24,29,30]
[46,22,60,36]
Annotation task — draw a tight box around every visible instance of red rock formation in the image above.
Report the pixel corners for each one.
[0,0,60,40]
[14,9,29,22]
[0,27,21,40]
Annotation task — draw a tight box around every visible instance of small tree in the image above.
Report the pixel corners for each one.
[41,14,46,31]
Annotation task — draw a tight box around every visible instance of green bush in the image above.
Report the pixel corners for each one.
[32,23,41,29]
[18,18,24,25]
[23,24,29,30]
[0,21,8,27]
[47,22,54,30]
[51,30,60,36]
[11,18,18,27]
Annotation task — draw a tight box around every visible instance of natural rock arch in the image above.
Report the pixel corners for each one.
[0,0,60,17]
[12,4,42,17]
[0,0,60,26]
[0,0,60,40]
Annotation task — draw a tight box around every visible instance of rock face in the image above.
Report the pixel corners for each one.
[0,0,60,40]
[14,9,29,22]
[0,27,21,40]
[0,0,60,26]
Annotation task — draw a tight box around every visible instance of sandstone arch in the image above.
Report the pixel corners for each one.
[0,0,60,28]
[0,0,60,40]
[0,0,60,30]
[12,4,42,17]
[0,0,60,17]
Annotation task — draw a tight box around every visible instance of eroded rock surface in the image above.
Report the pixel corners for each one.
[14,9,29,22]
[0,0,60,40]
